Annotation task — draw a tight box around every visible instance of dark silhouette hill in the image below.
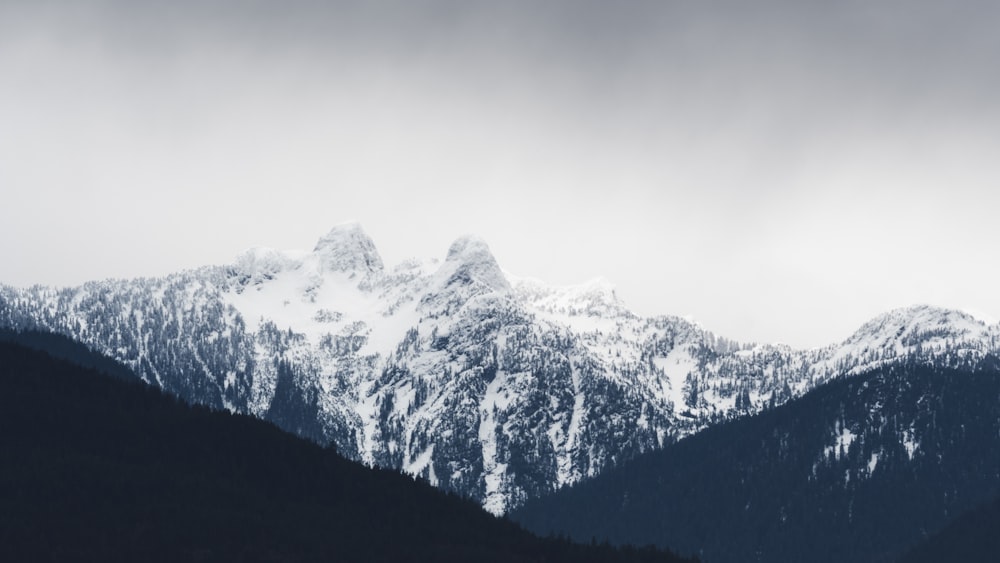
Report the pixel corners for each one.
[896,495,1000,563]
[0,337,692,563]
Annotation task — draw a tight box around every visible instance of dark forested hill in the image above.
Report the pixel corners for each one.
[512,359,1000,563]
[896,495,1000,563]
[0,338,692,563]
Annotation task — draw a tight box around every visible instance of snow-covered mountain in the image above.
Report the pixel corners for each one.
[2,223,997,513]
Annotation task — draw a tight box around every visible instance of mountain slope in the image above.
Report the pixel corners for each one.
[2,223,997,512]
[896,495,1000,563]
[511,357,1000,563]
[0,339,693,563]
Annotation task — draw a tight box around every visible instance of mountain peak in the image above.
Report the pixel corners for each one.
[446,235,493,262]
[313,223,384,274]
[832,305,990,366]
[434,235,510,295]
[859,305,985,335]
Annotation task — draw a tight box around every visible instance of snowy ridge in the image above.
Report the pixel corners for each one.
[1,224,997,514]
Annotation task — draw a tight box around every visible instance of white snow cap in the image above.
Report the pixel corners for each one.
[446,235,492,262]
[442,235,511,292]
[851,305,985,340]
[313,222,384,274]
[834,304,989,360]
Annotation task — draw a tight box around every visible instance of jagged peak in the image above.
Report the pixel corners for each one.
[432,235,510,296]
[313,223,384,274]
[445,235,493,263]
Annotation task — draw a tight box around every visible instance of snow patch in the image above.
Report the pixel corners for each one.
[479,372,511,515]
[554,361,586,487]
[867,451,880,474]
[901,427,920,460]
[824,425,856,460]
[654,346,697,410]
[404,445,437,486]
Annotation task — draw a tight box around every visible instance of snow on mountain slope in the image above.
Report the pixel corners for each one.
[1,223,997,514]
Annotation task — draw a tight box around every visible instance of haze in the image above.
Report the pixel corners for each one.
[2,0,999,348]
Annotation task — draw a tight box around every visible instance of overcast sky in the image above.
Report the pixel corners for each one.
[2,0,998,347]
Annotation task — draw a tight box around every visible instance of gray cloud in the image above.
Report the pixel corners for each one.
[2,0,999,346]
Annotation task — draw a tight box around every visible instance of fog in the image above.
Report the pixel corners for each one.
[2,0,999,346]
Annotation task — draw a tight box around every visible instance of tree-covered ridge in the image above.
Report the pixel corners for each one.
[512,358,1000,563]
[896,494,1000,563]
[0,338,694,563]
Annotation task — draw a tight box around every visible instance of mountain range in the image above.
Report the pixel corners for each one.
[2,223,998,513]
[512,356,1000,562]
